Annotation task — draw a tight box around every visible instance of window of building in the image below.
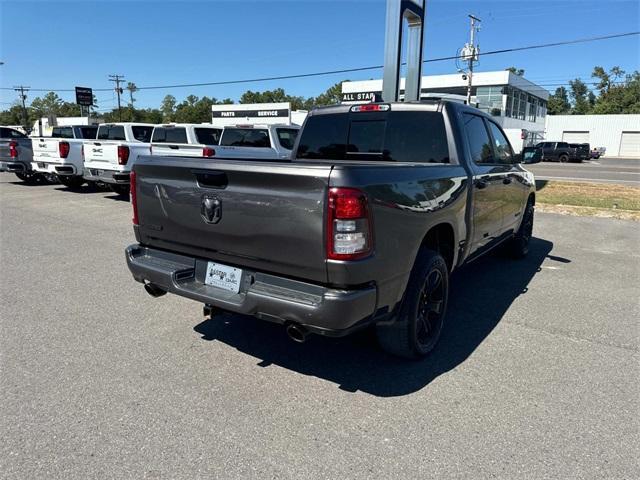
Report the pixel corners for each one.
[527,96,537,122]
[476,86,504,116]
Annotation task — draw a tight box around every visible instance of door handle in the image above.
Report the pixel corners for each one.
[169,145,179,150]
[503,177,512,185]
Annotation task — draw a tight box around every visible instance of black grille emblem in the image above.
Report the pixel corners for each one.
[201,195,221,224]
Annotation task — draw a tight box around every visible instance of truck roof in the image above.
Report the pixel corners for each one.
[99,122,156,127]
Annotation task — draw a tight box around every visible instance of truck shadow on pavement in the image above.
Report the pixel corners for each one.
[194,237,557,397]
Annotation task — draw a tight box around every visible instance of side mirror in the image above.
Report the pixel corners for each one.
[521,146,542,164]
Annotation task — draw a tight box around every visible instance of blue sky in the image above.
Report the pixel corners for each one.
[1,0,639,111]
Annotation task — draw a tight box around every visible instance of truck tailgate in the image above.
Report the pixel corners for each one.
[135,157,332,283]
[85,141,120,166]
[33,138,60,160]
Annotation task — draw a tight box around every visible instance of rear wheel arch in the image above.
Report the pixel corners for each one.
[419,222,456,273]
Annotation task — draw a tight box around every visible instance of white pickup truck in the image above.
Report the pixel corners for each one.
[83,123,154,195]
[31,125,98,189]
[212,124,299,160]
[150,124,222,158]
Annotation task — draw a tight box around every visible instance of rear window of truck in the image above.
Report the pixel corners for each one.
[296,111,450,163]
[52,127,74,138]
[97,126,126,141]
[79,127,98,139]
[152,127,188,144]
[194,128,222,145]
[220,128,270,148]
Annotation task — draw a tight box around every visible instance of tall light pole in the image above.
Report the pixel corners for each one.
[461,15,481,105]
[14,85,30,133]
[108,74,125,121]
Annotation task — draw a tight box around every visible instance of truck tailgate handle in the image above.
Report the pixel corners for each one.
[169,145,179,150]
[192,169,228,189]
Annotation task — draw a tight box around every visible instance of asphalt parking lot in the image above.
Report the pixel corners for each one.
[1,172,638,479]
[528,157,640,185]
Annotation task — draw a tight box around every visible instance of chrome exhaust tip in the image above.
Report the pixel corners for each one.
[286,323,308,343]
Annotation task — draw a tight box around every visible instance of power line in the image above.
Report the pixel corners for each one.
[1,31,637,95]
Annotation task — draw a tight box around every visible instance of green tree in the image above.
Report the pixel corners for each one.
[312,81,345,106]
[160,95,177,122]
[547,86,571,115]
[126,82,138,107]
[569,79,591,114]
[591,71,640,114]
[506,66,525,76]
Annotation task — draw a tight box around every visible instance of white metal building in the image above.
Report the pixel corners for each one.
[342,71,549,152]
[544,115,640,157]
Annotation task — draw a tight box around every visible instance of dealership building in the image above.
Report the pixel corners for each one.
[341,70,549,151]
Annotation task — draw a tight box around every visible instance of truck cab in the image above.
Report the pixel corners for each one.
[83,123,154,195]
[32,125,98,189]
[213,124,299,160]
[150,124,223,158]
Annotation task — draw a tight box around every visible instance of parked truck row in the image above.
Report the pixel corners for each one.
[1,122,300,193]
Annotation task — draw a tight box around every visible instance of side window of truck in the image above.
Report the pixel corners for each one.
[276,128,299,150]
[486,121,514,164]
[194,128,222,145]
[132,126,153,143]
[462,113,493,164]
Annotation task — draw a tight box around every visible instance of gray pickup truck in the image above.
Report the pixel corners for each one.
[126,100,541,358]
[0,127,35,182]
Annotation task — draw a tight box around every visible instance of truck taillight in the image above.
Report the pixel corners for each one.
[130,171,139,225]
[202,147,215,157]
[118,145,130,165]
[9,141,18,158]
[326,187,373,260]
[59,141,70,159]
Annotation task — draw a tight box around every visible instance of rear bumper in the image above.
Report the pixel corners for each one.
[84,168,129,184]
[32,161,79,176]
[0,160,31,173]
[125,244,378,336]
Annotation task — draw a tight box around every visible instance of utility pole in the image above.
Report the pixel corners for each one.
[463,15,481,105]
[108,74,125,121]
[13,85,30,133]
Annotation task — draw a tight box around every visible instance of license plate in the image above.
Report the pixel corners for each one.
[91,169,104,176]
[38,162,46,168]
[204,262,242,293]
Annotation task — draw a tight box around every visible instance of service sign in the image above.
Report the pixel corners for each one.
[211,102,291,126]
[75,87,93,106]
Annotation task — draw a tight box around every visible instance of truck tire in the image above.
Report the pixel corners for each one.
[376,249,449,359]
[559,154,569,163]
[509,199,534,258]
[109,184,130,196]
[14,171,40,184]
[58,175,85,190]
